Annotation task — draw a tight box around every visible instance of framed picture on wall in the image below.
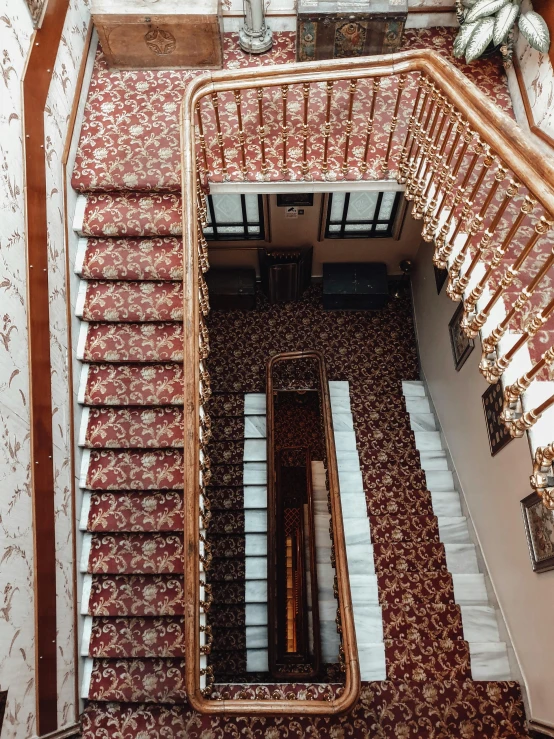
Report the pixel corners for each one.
[448,303,474,371]
[521,492,554,572]
[482,382,513,457]
[276,193,314,207]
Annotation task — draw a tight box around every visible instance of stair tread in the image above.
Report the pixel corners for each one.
[83,491,184,532]
[81,192,182,238]
[85,574,184,616]
[81,407,184,449]
[86,533,183,574]
[80,364,184,406]
[88,657,186,702]
[82,449,184,490]
[88,616,184,658]
[81,322,184,363]
[78,280,183,322]
[78,237,183,281]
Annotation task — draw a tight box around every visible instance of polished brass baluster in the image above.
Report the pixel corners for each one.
[482,291,554,382]
[455,179,520,304]
[432,128,478,262]
[412,95,451,219]
[360,77,381,176]
[503,385,554,438]
[404,81,437,199]
[397,74,425,184]
[342,79,358,176]
[234,90,248,179]
[301,82,310,178]
[464,207,547,338]
[406,88,443,204]
[199,275,210,318]
[322,80,334,177]
[531,442,554,509]
[446,163,508,299]
[195,102,209,176]
[281,84,289,177]
[257,87,269,177]
[210,92,228,179]
[382,73,407,175]
[438,147,493,271]
[417,105,456,217]
[421,113,464,241]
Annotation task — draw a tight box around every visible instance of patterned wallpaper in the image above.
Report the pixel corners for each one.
[24,0,48,27]
[515,0,554,145]
[0,0,90,736]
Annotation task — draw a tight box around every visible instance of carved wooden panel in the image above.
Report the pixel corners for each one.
[93,13,223,69]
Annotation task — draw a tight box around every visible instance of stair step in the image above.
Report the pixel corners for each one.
[86,616,184,657]
[430,491,463,517]
[81,449,184,490]
[384,638,471,681]
[244,393,266,415]
[469,642,511,680]
[78,192,182,238]
[79,364,184,406]
[366,487,434,516]
[461,606,501,642]
[381,603,464,641]
[79,407,184,449]
[83,533,183,574]
[209,441,244,465]
[207,393,245,417]
[210,627,246,652]
[81,491,184,532]
[86,657,186,702]
[409,413,437,432]
[246,648,269,672]
[76,236,183,281]
[369,514,440,543]
[77,280,183,322]
[401,380,426,396]
[83,574,184,616]
[78,322,184,363]
[373,541,447,572]
[377,571,455,606]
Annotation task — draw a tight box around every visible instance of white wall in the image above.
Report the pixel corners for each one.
[412,239,554,730]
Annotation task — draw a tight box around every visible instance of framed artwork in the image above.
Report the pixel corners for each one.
[521,492,554,572]
[448,303,474,371]
[0,690,6,735]
[276,194,314,207]
[434,265,448,295]
[482,382,512,456]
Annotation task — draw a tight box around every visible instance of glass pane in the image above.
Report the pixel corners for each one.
[212,194,244,224]
[344,223,371,233]
[378,191,397,221]
[248,225,261,233]
[203,226,214,234]
[329,193,345,222]
[206,208,212,225]
[218,226,245,234]
[346,191,378,222]
[244,194,260,223]
[328,224,341,232]
[375,224,388,231]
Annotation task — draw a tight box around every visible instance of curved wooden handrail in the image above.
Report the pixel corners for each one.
[181,48,554,714]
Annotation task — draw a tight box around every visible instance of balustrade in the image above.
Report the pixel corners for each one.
[182,49,554,714]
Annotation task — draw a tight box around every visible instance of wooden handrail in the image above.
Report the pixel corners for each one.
[181,48,554,713]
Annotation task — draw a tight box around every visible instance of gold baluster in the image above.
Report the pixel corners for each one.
[234,90,248,179]
[382,73,407,175]
[257,87,269,177]
[530,442,554,510]
[464,207,546,338]
[397,74,426,184]
[412,95,451,219]
[404,80,436,199]
[503,386,554,438]
[342,79,358,176]
[280,84,289,177]
[210,92,228,179]
[301,82,310,178]
[322,80,334,177]
[195,102,209,175]
[446,163,508,300]
[406,87,443,204]
[360,77,381,176]
[417,104,456,225]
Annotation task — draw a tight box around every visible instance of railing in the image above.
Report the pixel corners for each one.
[182,48,554,712]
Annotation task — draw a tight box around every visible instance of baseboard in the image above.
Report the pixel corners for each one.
[529,721,554,738]
[38,723,80,738]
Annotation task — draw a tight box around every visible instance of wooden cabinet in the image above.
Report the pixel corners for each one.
[297,0,407,62]
[205,268,256,310]
[322,262,389,310]
[91,0,223,69]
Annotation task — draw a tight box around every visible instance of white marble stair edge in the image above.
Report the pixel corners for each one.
[401,379,512,680]
[329,381,386,681]
[244,393,269,673]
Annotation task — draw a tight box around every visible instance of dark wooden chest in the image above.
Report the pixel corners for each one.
[206,268,256,310]
[322,262,389,310]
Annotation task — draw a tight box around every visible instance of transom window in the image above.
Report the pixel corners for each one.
[203,194,265,241]
[325,191,401,238]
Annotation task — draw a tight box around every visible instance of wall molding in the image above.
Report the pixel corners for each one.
[22,0,69,734]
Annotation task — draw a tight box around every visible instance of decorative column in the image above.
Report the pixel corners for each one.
[239,0,273,53]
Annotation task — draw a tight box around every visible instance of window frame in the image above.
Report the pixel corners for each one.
[204,193,265,241]
[324,191,401,239]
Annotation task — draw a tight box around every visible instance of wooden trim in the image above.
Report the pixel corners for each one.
[39,723,81,739]
[408,6,456,13]
[512,54,554,150]
[22,0,69,734]
[60,20,94,721]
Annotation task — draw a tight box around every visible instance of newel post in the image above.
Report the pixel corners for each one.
[239,0,273,53]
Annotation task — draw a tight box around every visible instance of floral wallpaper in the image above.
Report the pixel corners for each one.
[24,0,47,27]
[0,0,90,736]
[515,0,554,145]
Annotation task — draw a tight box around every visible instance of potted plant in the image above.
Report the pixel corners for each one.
[454,0,550,66]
